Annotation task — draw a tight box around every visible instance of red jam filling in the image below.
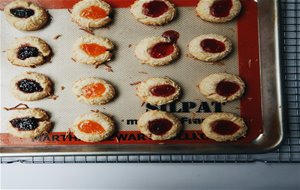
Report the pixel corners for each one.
[216,80,240,97]
[162,30,180,43]
[150,84,176,97]
[211,120,240,135]
[148,118,173,135]
[78,120,105,134]
[142,0,169,18]
[210,0,233,18]
[200,39,226,53]
[150,42,174,58]
[80,6,107,20]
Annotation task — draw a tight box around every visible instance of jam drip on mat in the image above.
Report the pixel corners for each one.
[216,80,240,97]
[10,117,40,131]
[17,79,43,93]
[162,30,180,43]
[142,0,169,18]
[211,120,240,135]
[10,7,35,18]
[148,118,173,135]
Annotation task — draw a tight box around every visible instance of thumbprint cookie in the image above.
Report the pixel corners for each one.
[72,77,115,105]
[72,35,114,66]
[7,36,52,67]
[11,72,53,101]
[188,34,232,62]
[201,113,247,142]
[72,112,115,142]
[8,108,52,138]
[199,73,245,103]
[4,0,49,31]
[130,0,176,26]
[137,110,182,141]
[71,0,112,29]
[136,77,181,106]
[135,30,180,66]
[196,0,242,23]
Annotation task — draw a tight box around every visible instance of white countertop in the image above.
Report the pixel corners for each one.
[1,163,300,190]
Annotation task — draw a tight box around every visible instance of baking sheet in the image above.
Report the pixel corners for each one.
[0,0,282,154]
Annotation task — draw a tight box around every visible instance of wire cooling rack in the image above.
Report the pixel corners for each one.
[1,0,300,164]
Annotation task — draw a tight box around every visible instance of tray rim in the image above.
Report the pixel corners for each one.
[0,0,284,156]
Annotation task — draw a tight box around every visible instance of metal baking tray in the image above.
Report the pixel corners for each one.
[0,0,283,156]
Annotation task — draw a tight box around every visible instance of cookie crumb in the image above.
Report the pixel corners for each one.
[128,44,132,48]
[79,28,95,35]
[49,95,59,100]
[191,112,196,120]
[130,81,141,86]
[138,71,148,74]
[65,128,71,139]
[248,59,252,68]
[194,132,203,140]
[104,63,113,72]
[54,34,62,40]
[91,109,100,113]
[3,103,29,111]
[61,86,65,91]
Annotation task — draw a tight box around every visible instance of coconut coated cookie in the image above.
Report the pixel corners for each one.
[7,36,51,67]
[72,77,115,105]
[72,35,114,65]
[72,112,115,142]
[71,0,112,29]
[130,0,176,26]
[199,73,245,103]
[136,77,181,106]
[4,0,49,31]
[137,110,182,140]
[135,31,179,66]
[201,112,247,142]
[188,34,232,62]
[196,0,242,23]
[7,108,52,138]
[11,72,53,101]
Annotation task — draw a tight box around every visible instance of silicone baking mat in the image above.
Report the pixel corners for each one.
[1,0,299,163]
[0,0,262,148]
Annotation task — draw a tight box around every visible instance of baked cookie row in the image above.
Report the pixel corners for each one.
[7,108,247,143]
[10,72,245,104]
[4,0,242,31]
[6,33,233,68]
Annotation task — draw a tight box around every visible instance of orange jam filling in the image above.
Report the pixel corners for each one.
[80,6,107,19]
[82,83,106,98]
[80,43,107,57]
[78,120,105,134]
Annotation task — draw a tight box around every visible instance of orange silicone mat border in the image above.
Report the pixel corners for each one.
[0,0,262,146]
